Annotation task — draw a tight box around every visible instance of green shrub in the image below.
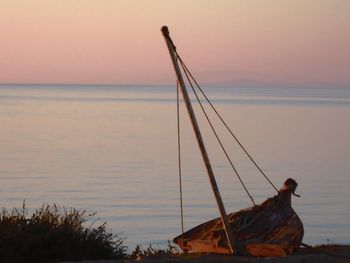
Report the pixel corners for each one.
[0,203,127,263]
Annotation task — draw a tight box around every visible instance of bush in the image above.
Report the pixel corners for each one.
[129,241,179,259]
[0,203,127,263]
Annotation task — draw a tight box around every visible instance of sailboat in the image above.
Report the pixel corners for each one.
[161,26,304,257]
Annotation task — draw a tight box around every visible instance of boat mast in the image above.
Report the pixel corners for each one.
[161,25,236,255]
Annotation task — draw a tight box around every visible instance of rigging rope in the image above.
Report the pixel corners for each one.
[175,52,279,193]
[179,58,256,205]
[176,80,184,236]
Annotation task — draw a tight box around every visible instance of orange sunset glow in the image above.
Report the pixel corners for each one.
[0,0,349,87]
[1,1,350,260]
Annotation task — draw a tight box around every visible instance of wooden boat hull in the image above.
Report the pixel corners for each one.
[174,192,304,257]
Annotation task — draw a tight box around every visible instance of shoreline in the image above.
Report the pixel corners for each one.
[60,244,350,263]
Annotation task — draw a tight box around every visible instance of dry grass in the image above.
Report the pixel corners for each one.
[0,203,127,263]
[129,241,180,260]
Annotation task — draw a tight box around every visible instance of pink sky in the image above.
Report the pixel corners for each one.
[0,0,349,87]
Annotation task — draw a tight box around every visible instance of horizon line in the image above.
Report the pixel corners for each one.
[0,82,349,89]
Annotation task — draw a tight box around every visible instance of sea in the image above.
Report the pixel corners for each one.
[1,84,349,249]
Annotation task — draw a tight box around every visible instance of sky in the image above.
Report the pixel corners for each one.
[0,0,349,87]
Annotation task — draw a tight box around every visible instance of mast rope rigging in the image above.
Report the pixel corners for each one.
[179,58,256,205]
[176,79,185,237]
[175,56,279,193]
[173,48,279,205]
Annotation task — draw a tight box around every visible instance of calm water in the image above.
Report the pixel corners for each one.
[1,84,349,248]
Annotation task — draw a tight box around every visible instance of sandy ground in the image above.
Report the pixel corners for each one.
[60,245,350,263]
